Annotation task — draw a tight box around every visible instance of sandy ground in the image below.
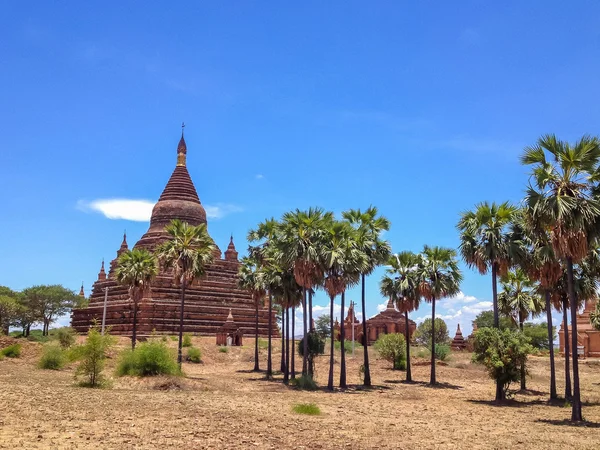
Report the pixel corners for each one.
[1,336,599,449]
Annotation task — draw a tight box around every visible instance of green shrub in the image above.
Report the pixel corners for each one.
[416,347,428,358]
[116,341,179,377]
[298,332,326,356]
[186,346,202,363]
[1,343,22,358]
[472,328,533,398]
[258,338,269,350]
[333,339,362,354]
[218,346,228,353]
[161,336,168,343]
[414,318,449,349]
[75,326,115,388]
[434,344,451,361]
[56,327,77,349]
[39,344,66,370]
[374,333,406,370]
[523,322,555,350]
[292,402,321,415]
[289,375,318,390]
[182,333,192,347]
[170,336,178,341]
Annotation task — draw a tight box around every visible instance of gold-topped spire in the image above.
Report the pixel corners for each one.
[177,123,187,166]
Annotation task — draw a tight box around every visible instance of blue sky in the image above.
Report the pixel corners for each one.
[2,1,600,334]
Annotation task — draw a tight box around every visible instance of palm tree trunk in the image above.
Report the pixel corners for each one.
[302,288,308,377]
[405,310,412,382]
[132,301,138,350]
[291,305,296,379]
[280,305,286,373]
[361,274,371,387]
[519,311,525,391]
[284,307,290,384]
[566,257,582,421]
[177,279,187,369]
[267,291,273,379]
[545,290,557,400]
[492,263,499,328]
[562,299,572,400]
[430,296,436,385]
[328,294,335,391]
[254,300,260,372]
[340,291,347,388]
[309,289,313,331]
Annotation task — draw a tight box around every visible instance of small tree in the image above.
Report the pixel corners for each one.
[75,325,115,387]
[414,318,449,349]
[591,302,600,330]
[314,314,331,340]
[474,310,516,331]
[472,328,533,400]
[0,295,19,335]
[374,333,407,370]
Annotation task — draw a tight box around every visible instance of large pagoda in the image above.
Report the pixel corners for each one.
[71,132,276,337]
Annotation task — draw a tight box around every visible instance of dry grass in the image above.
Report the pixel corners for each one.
[0,336,599,449]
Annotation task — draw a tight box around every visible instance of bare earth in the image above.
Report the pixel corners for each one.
[1,336,599,449]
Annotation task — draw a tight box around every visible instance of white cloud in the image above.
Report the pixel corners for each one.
[255,174,264,180]
[78,198,242,221]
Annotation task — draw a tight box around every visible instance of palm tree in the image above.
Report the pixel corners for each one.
[279,208,333,378]
[416,246,462,385]
[498,268,543,390]
[590,301,600,330]
[522,134,600,421]
[156,219,216,368]
[343,207,391,387]
[238,256,268,372]
[115,248,158,350]
[380,251,421,382]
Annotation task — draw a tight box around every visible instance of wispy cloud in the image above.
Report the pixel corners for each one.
[255,174,264,180]
[78,198,242,221]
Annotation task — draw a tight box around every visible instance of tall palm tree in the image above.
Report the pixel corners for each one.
[590,301,600,330]
[343,206,391,387]
[416,246,462,385]
[248,218,280,379]
[498,268,543,390]
[115,248,158,350]
[238,256,268,372]
[380,251,421,382]
[522,134,600,421]
[279,208,333,378]
[156,219,216,368]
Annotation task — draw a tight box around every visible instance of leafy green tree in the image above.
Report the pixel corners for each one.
[472,328,533,400]
[498,268,543,390]
[76,325,115,387]
[156,219,216,369]
[238,256,267,372]
[0,295,19,335]
[522,134,600,421]
[591,301,600,330]
[314,314,331,340]
[474,310,516,331]
[416,246,462,385]
[374,333,406,370]
[414,318,449,349]
[342,207,391,387]
[115,248,158,350]
[522,323,556,350]
[380,251,421,381]
[22,285,78,336]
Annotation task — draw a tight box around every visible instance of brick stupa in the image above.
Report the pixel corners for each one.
[451,324,467,350]
[71,132,277,337]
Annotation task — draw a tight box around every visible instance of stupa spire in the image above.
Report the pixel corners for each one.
[79,282,85,297]
[225,235,239,261]
[98,259,107,281]
[177,122,187,166]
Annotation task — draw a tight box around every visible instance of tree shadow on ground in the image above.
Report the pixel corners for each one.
[382,379,462,390]
[516,388,546,396]
[467,399,547,408]
[536,419,600,428]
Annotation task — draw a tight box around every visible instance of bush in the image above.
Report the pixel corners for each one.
[39,344,66,370]
[523,323,554,350]
[170,335,178,341]
[1,343,22,358]
[182,333,192,347]
[374,333,406,370]
[75,326,115,387]
[219,346,228,353]
[434,344,451,361]
[298,332,326,356]
[56,327,77,349]
[289,375,318,390]
[472,328,533,398]
[333,339,362,354]
[292,403,321,415]
[186,346,202,363]
[258,338,269,350]
[414,318,449,349]
[116,341,179,377]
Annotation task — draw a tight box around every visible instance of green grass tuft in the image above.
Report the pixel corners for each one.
[39,344,66,370]
[218,346,229,353]
[289,374,318,390]
[1,343,22,358]
[116,341,180,377]
[292,403,321,415]
[186,346,202,363]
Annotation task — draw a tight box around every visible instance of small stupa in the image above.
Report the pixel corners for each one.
[451,324,467,350]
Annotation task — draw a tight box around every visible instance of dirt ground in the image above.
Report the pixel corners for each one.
[1,336,599,449]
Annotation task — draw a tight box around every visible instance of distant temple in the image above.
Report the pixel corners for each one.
[559,299,599,357]
[71,131,277,337]
[451,324,467,350]
[334,299,416,345]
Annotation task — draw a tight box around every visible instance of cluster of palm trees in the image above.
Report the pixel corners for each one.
[241,207,390,390]
[457,134,600,422]
[115,219,215,367]
[380,247,463,385]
